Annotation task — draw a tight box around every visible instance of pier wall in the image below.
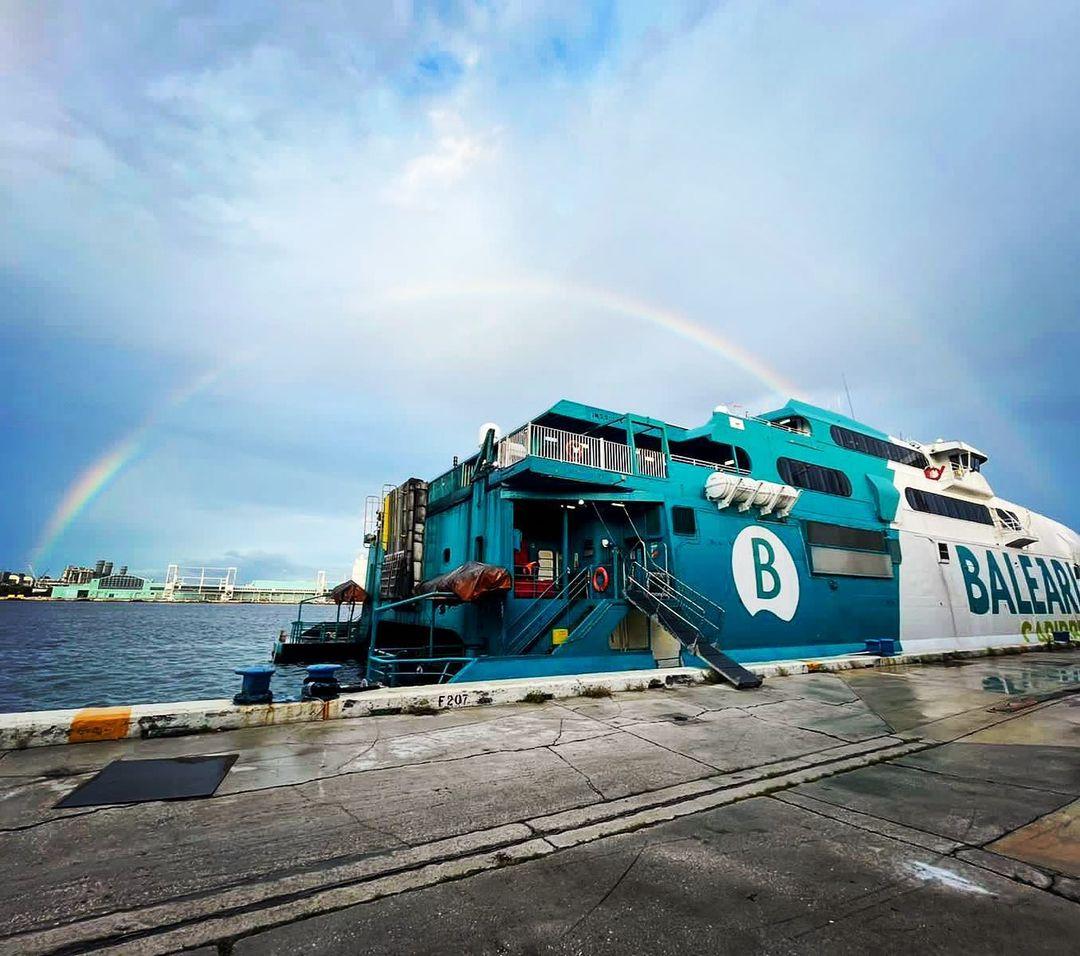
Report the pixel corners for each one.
[0,640,1052,750]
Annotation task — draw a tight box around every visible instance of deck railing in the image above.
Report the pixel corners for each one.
[431,422,673,501]
[497,423,665,478]
[670,454,750,475]
[367,649,472,686]
[636,447,667,478]
[429,458,477,501]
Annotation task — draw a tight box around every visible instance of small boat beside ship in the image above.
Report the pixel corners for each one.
[272,398,1080,683]
[272,580,367,663]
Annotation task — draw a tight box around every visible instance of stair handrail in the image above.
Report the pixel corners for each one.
[545,598,620,653]
[633,566,709,619]
[623,561,725,646]
[622,579,707,653]
[505,566,592,654]
[623,559,725,639]
[504,571,561,631]
[629,560,724,620]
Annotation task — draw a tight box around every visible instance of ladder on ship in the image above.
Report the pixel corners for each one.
[623,560,762,690]
[503,567,592,655]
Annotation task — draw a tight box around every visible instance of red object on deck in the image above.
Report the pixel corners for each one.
[417,562,512,602]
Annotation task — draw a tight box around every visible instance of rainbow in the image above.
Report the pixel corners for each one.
[29,366,226,569]
[30,282,799,569]
[381,278,804,400]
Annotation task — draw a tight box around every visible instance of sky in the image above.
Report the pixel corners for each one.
[2,1,1078,584]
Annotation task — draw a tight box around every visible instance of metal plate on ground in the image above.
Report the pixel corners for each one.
[56,754,238,808]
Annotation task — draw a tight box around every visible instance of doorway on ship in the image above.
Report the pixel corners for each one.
[581,500,666,590]
[510,499,617,600]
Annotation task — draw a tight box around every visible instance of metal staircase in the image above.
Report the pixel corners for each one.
[624,561,762,690]
[504,567,591,655]
[550,599,629,654]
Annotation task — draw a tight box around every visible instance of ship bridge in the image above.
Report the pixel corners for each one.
[925,439,992,495]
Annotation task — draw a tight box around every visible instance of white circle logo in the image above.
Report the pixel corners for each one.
[731,526,800,621]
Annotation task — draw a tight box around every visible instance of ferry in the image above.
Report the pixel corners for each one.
[281,399,1080,687]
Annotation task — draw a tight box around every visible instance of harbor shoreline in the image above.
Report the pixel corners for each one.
[0,639,1054,750]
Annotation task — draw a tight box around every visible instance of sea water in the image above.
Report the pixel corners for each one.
[0,601,364,713]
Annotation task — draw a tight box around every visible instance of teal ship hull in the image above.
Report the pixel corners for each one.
[346,399,1079,687]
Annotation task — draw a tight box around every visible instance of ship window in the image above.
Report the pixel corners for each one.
[938,542,949,563]
[995,508,1022,531]
[770,415,811,436]
[809,548,893,578]
[474,536,484,562]
[805,522,886,552]
[777,458,852,497]
[805,521,892,578]
[645,509,661,535]
[669,437,751,474]
[905,488,993,525]
[830,425,929,469]
[672,507,697,536]
[442,548,451,564]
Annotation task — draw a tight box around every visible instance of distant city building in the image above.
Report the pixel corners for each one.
[1,571,49,598]
[47,563,331,603]
[61,565,96,584]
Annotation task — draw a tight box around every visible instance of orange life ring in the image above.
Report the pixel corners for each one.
[592,566,610,593]
[924,465,944,481]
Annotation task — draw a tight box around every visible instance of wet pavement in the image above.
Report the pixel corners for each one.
[0,650,1078,954]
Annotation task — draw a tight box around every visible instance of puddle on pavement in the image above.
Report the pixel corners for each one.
[980,667,1080,696]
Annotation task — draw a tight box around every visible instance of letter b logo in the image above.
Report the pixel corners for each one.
[732,527,799,621]
[752,538,781,599]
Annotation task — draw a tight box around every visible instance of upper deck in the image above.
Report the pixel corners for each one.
[422,396,1056,548]
[428,399,803,506]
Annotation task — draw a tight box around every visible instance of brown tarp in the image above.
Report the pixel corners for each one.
[329,580,368,606]
[416,561,512,603]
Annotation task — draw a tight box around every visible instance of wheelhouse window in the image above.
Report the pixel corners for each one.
[830,425,929,469]
[672,507,697,535]
[905,488,993,525]
[953,453,981,473]
[777,458,852,497]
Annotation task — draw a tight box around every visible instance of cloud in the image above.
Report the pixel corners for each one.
[2,0,1080,573]
[387,109,499,206]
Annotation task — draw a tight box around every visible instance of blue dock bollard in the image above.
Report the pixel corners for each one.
[234,664,275,705]
[302,663,342,701]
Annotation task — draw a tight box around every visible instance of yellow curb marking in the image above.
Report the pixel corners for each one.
[68,706,133,744]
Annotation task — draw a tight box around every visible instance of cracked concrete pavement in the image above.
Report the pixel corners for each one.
[1,650,1078,953]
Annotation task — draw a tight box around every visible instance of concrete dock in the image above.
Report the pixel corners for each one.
[1,651,1078,954]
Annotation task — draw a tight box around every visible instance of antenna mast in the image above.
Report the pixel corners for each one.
[842,374,855,418]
